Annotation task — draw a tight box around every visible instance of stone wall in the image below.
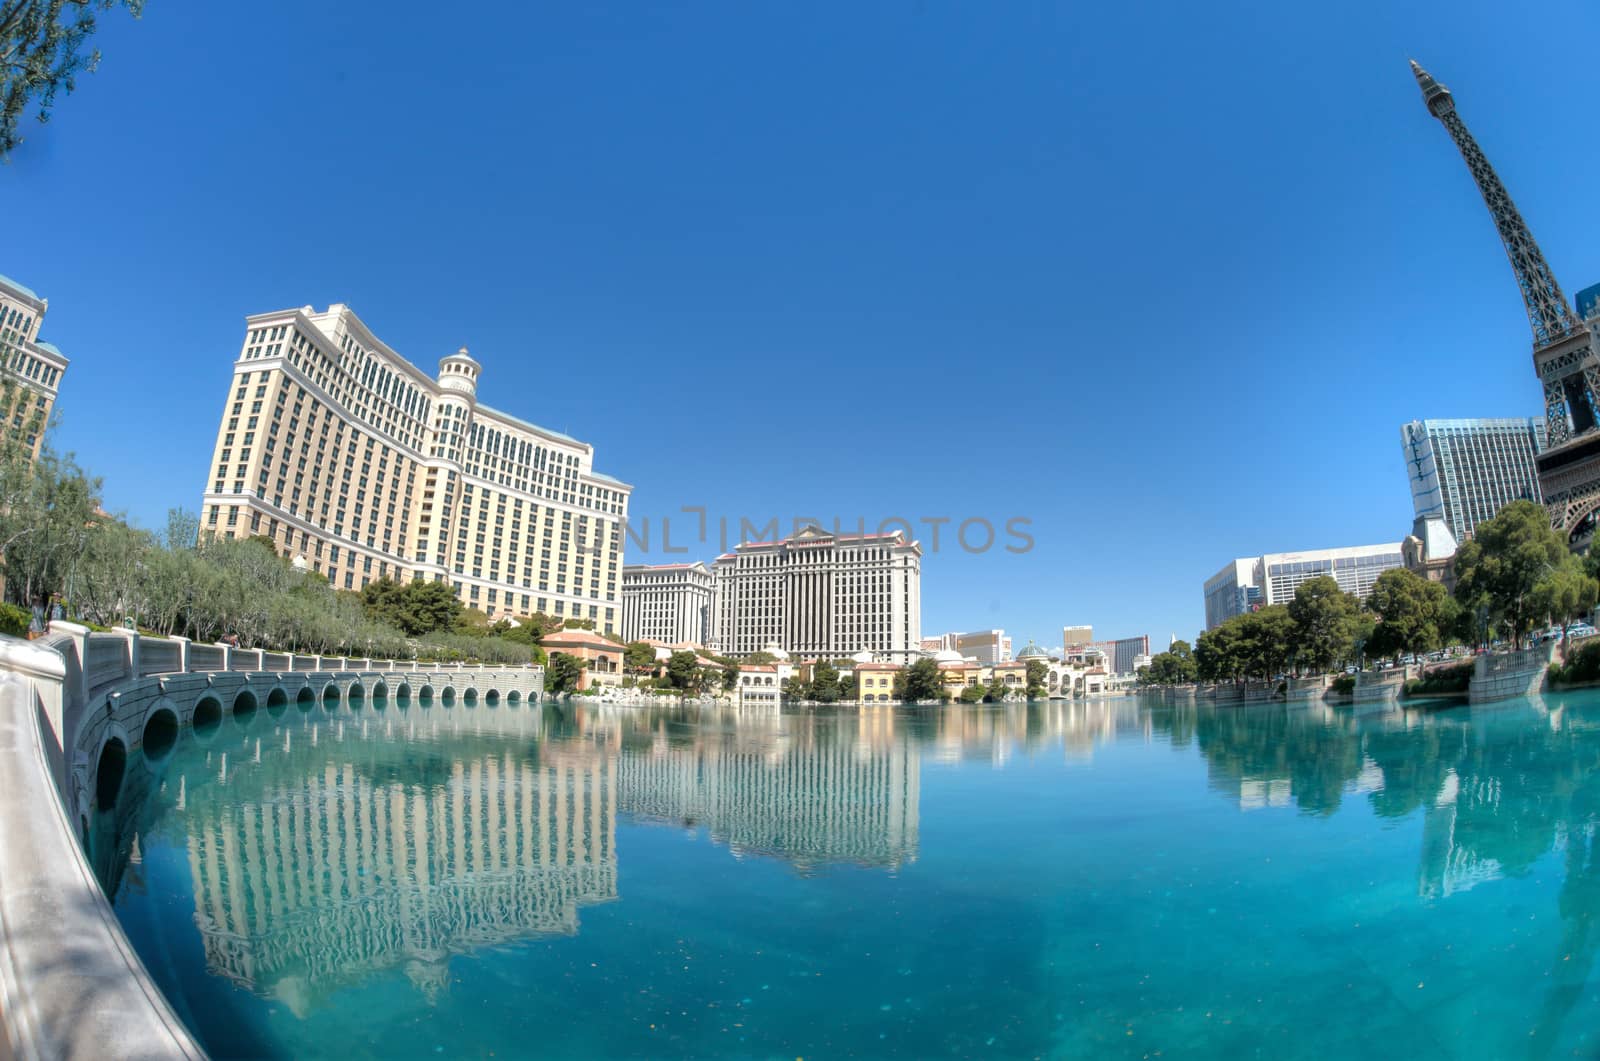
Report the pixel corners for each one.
[0,626,544,1061]
[1469,644,1553,705]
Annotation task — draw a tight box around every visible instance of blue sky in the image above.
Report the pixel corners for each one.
[7,0,1600,648]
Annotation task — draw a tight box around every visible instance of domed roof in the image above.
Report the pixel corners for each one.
[762,642,791,661]
[851,649,874,663]
[1016,641,1050,659]
[932,648,964,663]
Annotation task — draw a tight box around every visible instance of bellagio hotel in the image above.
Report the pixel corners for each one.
[200,303,632,633]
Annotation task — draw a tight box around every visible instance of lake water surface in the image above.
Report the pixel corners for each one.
[91,693,1600,1059]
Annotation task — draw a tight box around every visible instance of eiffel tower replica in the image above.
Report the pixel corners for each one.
[1413,60,1600,546]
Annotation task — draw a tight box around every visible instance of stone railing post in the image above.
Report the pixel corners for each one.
[215,643,233,672]
[46,621,92,714]
[169,635,191,673]
[115,629,141,683]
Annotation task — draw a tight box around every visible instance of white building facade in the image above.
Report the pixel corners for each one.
[1205,544,1405,629]
[712,524,921,662]
[621,562,715,646]
[0,273,69,460]
[1401,418,1545,543]
[200,302,632,633]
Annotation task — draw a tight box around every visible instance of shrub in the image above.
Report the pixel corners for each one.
[1552,641,1600,685]
[1329,674,1356,696]
[1403,660,1474,698]
[0,602,29,637]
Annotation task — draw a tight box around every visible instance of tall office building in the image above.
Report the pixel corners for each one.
[1204,545,1404,629]
[955,630,1011,664]
[1203,559,1260,630]
[711,523,921,661]
[200,303,632,633]
[0,273,69,460]
[1089,635,1151,676]
[1401,418,1545,542]
[1062,625,1094,650]
[1258,544,1404,605]
[621,562,715,646]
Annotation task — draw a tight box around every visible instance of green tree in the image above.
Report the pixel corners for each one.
[1024,659,1047,699]
[360,577,462,636]
[957,683,985,704]
[810,660,842,703]
[721,661,740,693]
[1453,499,1570,649]
[1287,576,1364,674]
[546,652,585,695]
[1531,552,1600,661]
[741,650,778,665]
[0,0,143,159]
[623,640,657,673]
[1142,640,1198,685]
[665,650,701,693]
[1365,568,1456,662]
[903,658,943,701]
[982,677,1007,703]
[839,674,858,700]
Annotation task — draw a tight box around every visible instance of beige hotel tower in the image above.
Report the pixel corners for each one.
[200,303,632,632]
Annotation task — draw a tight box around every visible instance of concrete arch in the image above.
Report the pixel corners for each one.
[232,688,259,723]
[484,689,500,706]
[462,687,478,704]
[417,683,434,702]
[94,736,128,812]
[506,689,522,704]
[141,696,181,738]
[192,695,223,741]
[295,685,316,709]
[141,706,178,762]
[321,682,341,706]
[265,686,289,715]
[441,686,456,705]
[347,680,365,706]
[393,680,411,701]
[370,680,388,702]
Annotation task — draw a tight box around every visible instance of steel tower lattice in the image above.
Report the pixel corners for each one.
[1412,60,1600,538]
[1410,61,1582,349]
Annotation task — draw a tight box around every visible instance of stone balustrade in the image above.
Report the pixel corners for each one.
[0,624,544,1060]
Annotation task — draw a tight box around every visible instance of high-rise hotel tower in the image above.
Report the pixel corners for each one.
[0,272,69,461]
[710,524,922,662]
[200,303,632,632]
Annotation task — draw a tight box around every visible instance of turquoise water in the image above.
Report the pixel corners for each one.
[90,693,1600,1059]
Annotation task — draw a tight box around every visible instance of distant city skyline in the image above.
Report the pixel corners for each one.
[11,3,1600,642]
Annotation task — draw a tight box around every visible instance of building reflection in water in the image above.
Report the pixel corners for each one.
[167,710,619,1014]
[615,704,920,872]
[97,697,1358,1021]
[1144,694,1600,1058]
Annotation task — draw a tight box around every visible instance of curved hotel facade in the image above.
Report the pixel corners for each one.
[200,304,632,632]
